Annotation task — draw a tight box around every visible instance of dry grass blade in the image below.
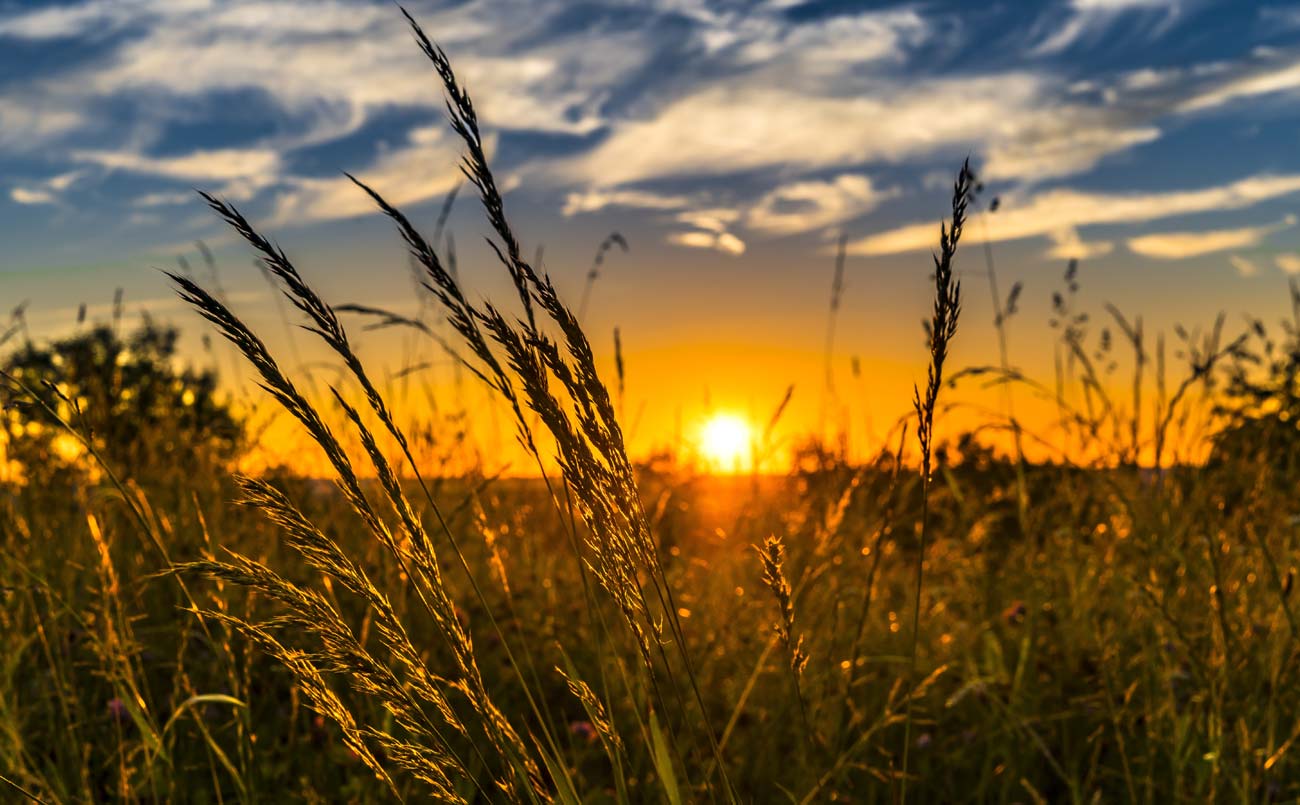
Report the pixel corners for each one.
[901,159,975,805]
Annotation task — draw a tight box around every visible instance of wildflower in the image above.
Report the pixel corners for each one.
[569,721,597,743]
[107,697,128,723]
[1002,600,1027,625]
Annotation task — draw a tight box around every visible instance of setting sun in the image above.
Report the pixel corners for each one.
[697,413,753,473]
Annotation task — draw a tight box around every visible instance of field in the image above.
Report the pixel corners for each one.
[5,10,1300,805]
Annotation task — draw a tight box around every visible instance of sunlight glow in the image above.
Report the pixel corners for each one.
[697,413,753,473]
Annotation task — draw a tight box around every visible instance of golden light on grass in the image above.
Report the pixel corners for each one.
[697,412,752,473]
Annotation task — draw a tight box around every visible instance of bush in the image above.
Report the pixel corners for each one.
[2,320,241,482]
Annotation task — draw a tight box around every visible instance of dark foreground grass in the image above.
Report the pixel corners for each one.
[5,445,1300,802]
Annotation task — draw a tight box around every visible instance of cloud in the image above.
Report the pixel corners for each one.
[1179,56,1300,113]
[849,173,1300,256]
[3,0,1298,245]
[8,170,85,206]
[0,0,666,229]
[1276,254,1300,275]
[982,125,1159,182]
[1031,0,1180,56]
[746,174,895,235]
[0,97,85,150]
[559,52,1180,188]
[561,72,1158,185]
[269,126,468,226]
[668,230,746,256]
[1127,217,1295,259]
[133,191,198,208]
[562,188,692,216]
[10,187,57,205]
[675,208,740,232]
[1046,227,1114,260]
[1074,0,1175,7]
[1229,255,1260,277]
[715,9,928,70]
[74,147,282,183]
[0,0,176,39]
[50,0,630,146]
[665,206,745,254]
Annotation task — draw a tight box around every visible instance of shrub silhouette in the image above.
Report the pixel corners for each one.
[2,320,241,481]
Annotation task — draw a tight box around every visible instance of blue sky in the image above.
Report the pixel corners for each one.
[3,0,1300,456]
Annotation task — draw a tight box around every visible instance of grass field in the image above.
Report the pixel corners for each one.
[4,9,1300,805]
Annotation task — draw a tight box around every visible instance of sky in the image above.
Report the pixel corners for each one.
[3,0,1300,468]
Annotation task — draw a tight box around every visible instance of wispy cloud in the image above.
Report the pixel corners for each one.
[562,188,692,216]
[75,148,282,183]
[1178,56,1300,113]
[668,208,745,255]
[1229,255,1260,277]
[269,126,468,226]
[0,97,85,150]
[10,187,57,205]
[560,73,1155,186]
[1127,216,1295,259]
[668,229,746,256]
[0,0,644,224]
[0,0,1297,254]
[1276,254,1300,275]
[9,170,85,206]
[133,191,198,208]
[746,175,895,235]
[1046,227,1114,260]
[1030,0,1181,56]
[849,174,1300,256]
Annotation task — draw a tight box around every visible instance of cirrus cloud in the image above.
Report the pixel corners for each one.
[746,175,896,235]
[849,174,1300,256]
[1127,216,1295,259]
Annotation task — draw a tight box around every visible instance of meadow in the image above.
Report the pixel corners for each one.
[4,9,1300,804]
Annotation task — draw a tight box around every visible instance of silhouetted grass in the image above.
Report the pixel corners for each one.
[4,7,1300,805]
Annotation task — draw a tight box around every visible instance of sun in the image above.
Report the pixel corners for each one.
[697,413,753,473]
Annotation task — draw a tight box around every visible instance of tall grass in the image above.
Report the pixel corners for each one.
[901,161,972,803]
[6,6,1300,804]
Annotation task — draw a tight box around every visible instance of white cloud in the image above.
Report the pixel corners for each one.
[982,124,1159,182]
[1046,227,1114,260]
[1229,255,1260,277]
[74,147,282,183]
[3,0,1298,245]
[561,73,1148,186]
[0,0,187,39]
[10,187,57,205]
[675,208,740,232]
[849,173,1300,256]
[721,10,928,70]
[1127,217,1294,259]
[562,188,691,216]
[7,170,85,206]
[746,174,894,235]
[269,127,468,226]
[59,1,631,146]
[1276,254,1300,275]
[0,97,84,150]
[0,0,672,233]
[1074,0,1175,10]
[133,191,198,208]
[668,230,746,256]
[667,205,745,254]
[1031,0,1180,56]
[1179,57,1300,113]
